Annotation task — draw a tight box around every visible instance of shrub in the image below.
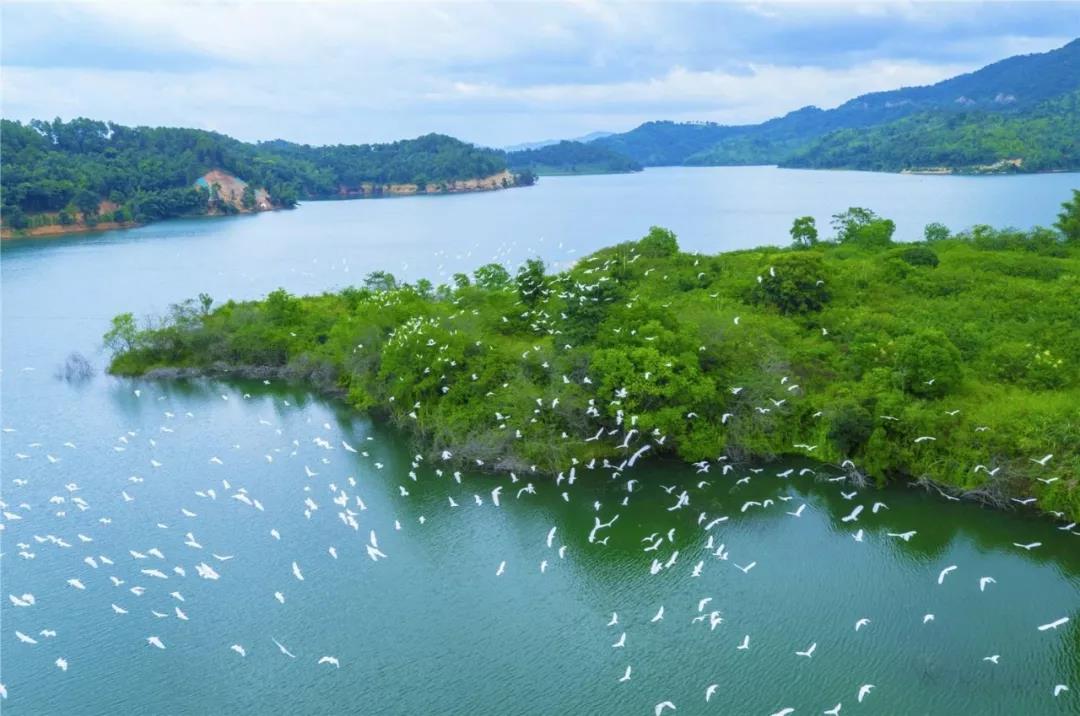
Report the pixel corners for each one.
[893,329,962,397]
[751,252,830,314]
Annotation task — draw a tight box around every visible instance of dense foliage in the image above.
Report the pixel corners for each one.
[0,118,512,229]
[505,140,642,175]
[591,39,1080,172]
[785,91,1080,172]
[108,206,1080,521]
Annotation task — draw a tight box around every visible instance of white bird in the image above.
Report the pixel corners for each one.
[318,656,340,668]
[923,614,935,624]
[983,655,1000,664]
[496,561,506,576]
[841,505,863,522]
[786,504,806,517]
[937,565,957,585]
[737,634,750,650]
[654,701,676,716]
[147,636,165,650]
[1030,454,1053,466]
[651,605,665,623]
[795,642,817,658]
[612,632,626,648]
[979,576,996,592]
[1013,542,1042,551]
[735,561,756,574]
[230,644,247,657]
[857,684,874,703]
[1054,685,1069,697]
[705,684,718,702]
[618,665,631,682]
[888,531,916,541]
[1038,617,1069,631]
[272,638,296,658]
[15,631,38,644]
[855,618,870,631]
[292,561,304,581]
[824,704,842,716]
[771,709,795,716]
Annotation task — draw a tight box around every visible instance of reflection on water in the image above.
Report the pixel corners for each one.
[2,376,1076,715]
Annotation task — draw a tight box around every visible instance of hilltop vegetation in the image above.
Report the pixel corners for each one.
[0,118,518,232]
[505,140,642,175]
[107,194,1080,521]
[591,39,1080,172]
[786,90,1080,173]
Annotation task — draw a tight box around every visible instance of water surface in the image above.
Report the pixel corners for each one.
[2,167,1078,714]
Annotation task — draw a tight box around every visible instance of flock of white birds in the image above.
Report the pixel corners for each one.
[1,246,1076,712]
[2,366,1075,713]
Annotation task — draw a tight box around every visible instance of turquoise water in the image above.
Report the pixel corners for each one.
[2,167,1078,714]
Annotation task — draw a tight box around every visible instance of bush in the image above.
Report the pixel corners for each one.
[828,398,874,455]
[896,246,939,267]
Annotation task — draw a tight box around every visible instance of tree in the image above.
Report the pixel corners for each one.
[74,188,99,218]
[3,205,29,229]
[750,252,830,314]
[241,185,256,209]
[516,258,546,306]
[198,293,213,316]
[790,216,818,248]
[1056,189,1080,244]
[103,312,138,355]
[639,226,679,258]
[832,207,895,249]
[363,271,397,292]
[923,222,951,243]
[452,273,471,289]
[58,210,74,226]
[894,329,962,398]
[474,263,510,290]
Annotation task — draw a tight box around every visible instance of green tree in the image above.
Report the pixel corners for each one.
[923,222,951,243]
[1056,189,1080,244]
[74,188,99,218]
[198,293,214,316]
[516,258,547,306]
[832,207,895,248]
[241,185,256,209]
[639,226,679,258]
[751,252,830,314]
[474,263,510,290]
[363,271,398,292]
[103,312,138,355]
[790,216,818,248]
[894,329,962,398]
[452,272,471,289]
[58,210,74,226]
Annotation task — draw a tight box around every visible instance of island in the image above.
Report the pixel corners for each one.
[105,193,1080,523]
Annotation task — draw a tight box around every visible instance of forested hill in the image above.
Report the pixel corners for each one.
[0,118,523,233]
[590,38,1080,172]
[505,140,643,175]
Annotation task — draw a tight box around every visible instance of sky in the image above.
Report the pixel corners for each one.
[2,1,1077,148]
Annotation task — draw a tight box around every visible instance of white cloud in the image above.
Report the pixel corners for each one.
[1,1,1074,146]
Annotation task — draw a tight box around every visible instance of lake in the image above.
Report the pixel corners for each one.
[2,166,1078,714]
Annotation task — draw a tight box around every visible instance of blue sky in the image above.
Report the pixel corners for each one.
[2,1,1077,147]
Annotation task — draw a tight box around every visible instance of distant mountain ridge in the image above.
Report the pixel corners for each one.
[588,38,1080,172]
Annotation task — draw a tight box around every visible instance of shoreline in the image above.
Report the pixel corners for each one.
[2,171,525,242]
[129,363,1061,523]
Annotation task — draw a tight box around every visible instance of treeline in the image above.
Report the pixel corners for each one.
[107,192,1080,521]
[784,90,1080,173]
[0,118,515,229]
[505,140,643,175]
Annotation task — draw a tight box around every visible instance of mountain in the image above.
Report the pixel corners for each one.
[591,38,1080,172]
[505,140,642,175]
